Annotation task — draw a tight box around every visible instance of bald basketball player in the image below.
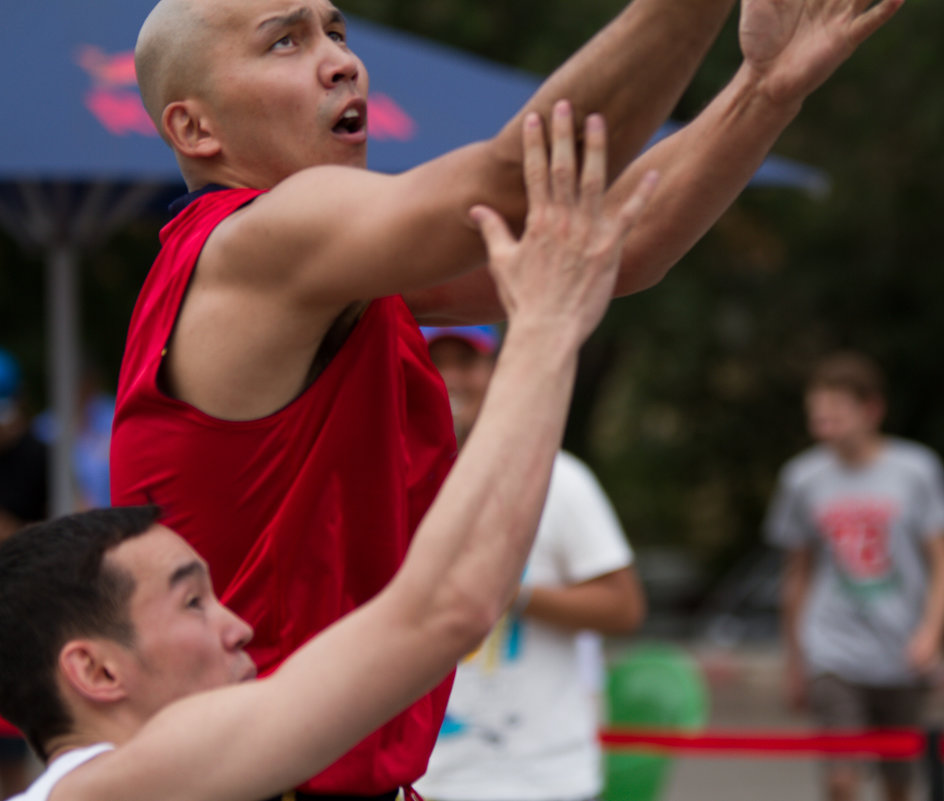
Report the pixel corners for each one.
[111,0,901,795]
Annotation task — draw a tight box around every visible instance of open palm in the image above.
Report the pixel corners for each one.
[739,0,904,104]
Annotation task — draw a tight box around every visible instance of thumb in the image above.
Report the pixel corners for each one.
[470,204,514,254]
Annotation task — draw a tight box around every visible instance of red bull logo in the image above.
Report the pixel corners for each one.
[77,45,157,137]
[75,46,418,144]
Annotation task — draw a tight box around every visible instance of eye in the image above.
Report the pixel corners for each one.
[186,595,204,610]
[270,34,296,51]
[327,29,346,44]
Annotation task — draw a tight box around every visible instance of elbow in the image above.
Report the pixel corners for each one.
[624,593,647,633]
[433,586,505,658]
[607,595,647,635]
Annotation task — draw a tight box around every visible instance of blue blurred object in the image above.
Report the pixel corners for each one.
[0,350,21,401]
[0,349,22,424]
[421,325,501,355]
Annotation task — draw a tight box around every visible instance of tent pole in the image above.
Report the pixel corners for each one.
[45,242,79,516]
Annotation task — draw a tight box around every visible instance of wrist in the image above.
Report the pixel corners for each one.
[502,316,582,369]
[734,62,805,119]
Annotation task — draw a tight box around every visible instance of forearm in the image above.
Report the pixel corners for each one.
[782,551,811,670]
[494,0,735,187]
[607,63,803,296]
[521,568,645,634]
[398,320,581,628]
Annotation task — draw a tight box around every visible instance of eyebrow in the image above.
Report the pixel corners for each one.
[256,5,347,36]
[168,560,208,589]
[257,7,315,34]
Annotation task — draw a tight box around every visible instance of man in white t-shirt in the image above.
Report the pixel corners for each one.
[419,327,645,801]
[0,112,651,801]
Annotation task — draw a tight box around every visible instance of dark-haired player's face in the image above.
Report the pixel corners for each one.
[106,526,256,721]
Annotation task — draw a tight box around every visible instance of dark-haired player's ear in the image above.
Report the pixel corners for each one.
[162,100,222,160]
[59,640,129,705]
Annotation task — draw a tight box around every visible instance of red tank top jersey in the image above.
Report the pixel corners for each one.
[111,188,457,793]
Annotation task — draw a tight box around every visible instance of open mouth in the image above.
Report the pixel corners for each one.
[333,106,366,135]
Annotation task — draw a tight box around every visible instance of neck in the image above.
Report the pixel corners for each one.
[45,707,141,763]
[833,432,883,467]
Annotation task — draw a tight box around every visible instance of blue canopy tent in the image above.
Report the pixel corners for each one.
[0,2,829,514]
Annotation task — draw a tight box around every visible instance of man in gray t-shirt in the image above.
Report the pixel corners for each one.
[766,351,944,801]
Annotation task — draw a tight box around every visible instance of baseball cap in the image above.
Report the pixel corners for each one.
[421,325,500,355]
[0,349,22,424]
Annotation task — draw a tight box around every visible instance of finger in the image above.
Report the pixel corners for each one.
[579,114,607,220]
[615,170,660,236]
[470,205,515,254]
[549,100,577,206]
[522,112,549,210]
[850,0,904,45]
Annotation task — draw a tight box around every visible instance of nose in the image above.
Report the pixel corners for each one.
[318,41,360,88]
[221,604,254,651]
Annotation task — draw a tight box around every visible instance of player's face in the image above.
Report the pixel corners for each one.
[805,387,881,447]
[428,339,495,449]
[201,0,369,186]
[106,526,256,722]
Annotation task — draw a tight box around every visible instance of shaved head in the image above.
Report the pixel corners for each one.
[136,0,216,137]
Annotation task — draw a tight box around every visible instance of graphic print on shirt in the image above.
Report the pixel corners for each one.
[817,497,900,597]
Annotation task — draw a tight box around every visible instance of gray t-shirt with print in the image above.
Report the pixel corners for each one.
[766,437,944,685]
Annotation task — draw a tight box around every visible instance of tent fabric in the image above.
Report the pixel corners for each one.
[0,2,828,192]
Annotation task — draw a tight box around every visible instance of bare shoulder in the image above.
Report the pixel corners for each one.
[200,166,394,299]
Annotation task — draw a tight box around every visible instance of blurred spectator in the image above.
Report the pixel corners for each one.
[0,347,45,797]
[766,351,944,801]
[417,326,645,801]
[33,361,114,509]
[0,348,48,542]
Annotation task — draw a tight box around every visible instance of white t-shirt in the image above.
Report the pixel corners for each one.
[418,452,633,801]
[11,744,113,801]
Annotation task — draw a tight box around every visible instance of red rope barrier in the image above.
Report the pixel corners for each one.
[599,727,926,760]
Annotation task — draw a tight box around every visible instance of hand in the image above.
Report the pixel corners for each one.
[906,624,941,674]
[470,101,658,348]
[739,0,903,105]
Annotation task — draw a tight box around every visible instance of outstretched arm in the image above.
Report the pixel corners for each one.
[208,0,733,311]
[407,0,903,322]
[68,111,658,801]
[607,0,903,295]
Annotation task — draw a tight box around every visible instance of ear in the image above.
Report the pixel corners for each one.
[59,640,130,705]
[162,100,222,160]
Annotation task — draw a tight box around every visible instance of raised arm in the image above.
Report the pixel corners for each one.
[608,0,903,295]
[406,0,903,323]
[211,0,734,310]
[69,111,658,801]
